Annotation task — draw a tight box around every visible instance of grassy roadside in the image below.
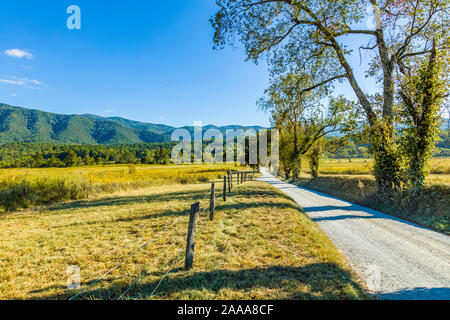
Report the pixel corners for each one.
[289,175,449,235]
[0,181,368,300]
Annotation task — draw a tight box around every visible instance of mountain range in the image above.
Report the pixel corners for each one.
[0,103,265,145]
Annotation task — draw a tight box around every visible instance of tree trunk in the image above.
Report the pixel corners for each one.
[309,147,320,179]
[370,123,403,194]
[400,44,439,192]
[292,156,302,180]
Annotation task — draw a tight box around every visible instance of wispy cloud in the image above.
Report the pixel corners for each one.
[0,79,25,85]
[0,76,44,88]
[4,49,33,59]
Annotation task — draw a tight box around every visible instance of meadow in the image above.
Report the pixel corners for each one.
[310,158,450,180]
[0,164,247,212]
[0,180,367,300]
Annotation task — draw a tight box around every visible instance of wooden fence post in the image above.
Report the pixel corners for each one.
[223,176,227,202]
[231,172,234,189]
[185,202,200,270]
[241,172,243,184]
[229,172,232,192]
[210,183,215,221]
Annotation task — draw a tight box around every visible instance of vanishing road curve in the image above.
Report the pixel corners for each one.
[258,170,450,300]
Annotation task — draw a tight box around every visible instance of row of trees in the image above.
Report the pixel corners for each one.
[212,0,449,193]
[0,143,173,168]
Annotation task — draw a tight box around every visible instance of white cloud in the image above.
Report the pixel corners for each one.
[28,79,42,85]
[0,79,24,85]
[160,117,165,121]
[0,76,44,88]
[4,49,33,59]
[11,93,17,97]
[104,109,114,113]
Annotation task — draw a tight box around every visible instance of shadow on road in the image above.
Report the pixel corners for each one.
[377,287,450,300]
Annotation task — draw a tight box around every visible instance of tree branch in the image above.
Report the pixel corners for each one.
[298,74,347,95]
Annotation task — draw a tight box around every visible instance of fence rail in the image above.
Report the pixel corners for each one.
[69,170,257,300]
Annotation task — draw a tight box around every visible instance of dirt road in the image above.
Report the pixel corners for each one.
[258,171,450,300]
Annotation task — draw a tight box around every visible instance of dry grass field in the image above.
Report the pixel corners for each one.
[0,164,248,212]
[0,180,367,300]
[307,158,450,181]
[0,164,244,186]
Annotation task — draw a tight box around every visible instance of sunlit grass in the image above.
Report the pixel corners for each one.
[0,164,244,186]
[309,158,450,179]
[0,164,249,212]
[0,182,367,300]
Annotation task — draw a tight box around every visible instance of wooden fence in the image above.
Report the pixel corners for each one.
[185,170,256,269]
[70,170,258,300]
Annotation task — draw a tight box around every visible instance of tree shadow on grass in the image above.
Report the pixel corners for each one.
[37,263,367,300]
[50,195,300,230]
[47,189,216,212]
[46,184,291,213]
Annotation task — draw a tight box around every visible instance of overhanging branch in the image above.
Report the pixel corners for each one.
[297,74,347,96]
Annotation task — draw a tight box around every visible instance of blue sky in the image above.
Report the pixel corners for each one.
[0,1,379,127]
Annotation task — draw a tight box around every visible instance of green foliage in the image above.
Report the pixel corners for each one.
[0,103,267,146]
[0,142,174,168]
[308,145,320,179]
[211,0,448,195]
[127,164,137,174]
[259,73,360,179]
[398,45,448,191]
[0,104,171,144]
[0,178,92,212]
[369,120,405,194]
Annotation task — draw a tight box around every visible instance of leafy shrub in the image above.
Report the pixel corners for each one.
[0,178,93,212]
[128,164,137,174]
[197,176,210,183]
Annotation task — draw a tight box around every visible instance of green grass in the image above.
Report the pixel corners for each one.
[0,181,368,300]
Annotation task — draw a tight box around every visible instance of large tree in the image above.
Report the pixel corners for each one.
[211,0,448,193]
[259,73,358,179]
[398,43,449,191]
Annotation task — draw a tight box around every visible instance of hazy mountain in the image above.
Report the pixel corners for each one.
[0,103,266,145]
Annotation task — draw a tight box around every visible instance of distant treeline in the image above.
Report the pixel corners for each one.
[0,129,448,169]
[0,142,175,168]
[0,140,258,168]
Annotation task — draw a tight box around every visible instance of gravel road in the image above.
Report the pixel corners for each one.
[258,170,450,300]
